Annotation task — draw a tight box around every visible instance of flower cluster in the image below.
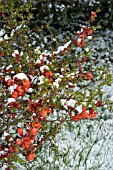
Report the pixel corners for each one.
[7,121,43,162]
[69,106,96,122]
[73,12,97,48]
[74,25,94,48]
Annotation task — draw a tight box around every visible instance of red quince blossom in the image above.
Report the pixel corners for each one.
[11,78,31,98]
[16,85,25,96]
[91,11,96,21]
[40,107,50,117]
[11,91,19,99]
[44,70,54,78]
[29,128,39,135]
[22,79,31,88]
[17,127,23,136]
[22,137,32,149]
[70,106,96,122]
[26,152,36,162]
[86,71,93,81]
[96,99,102,107]
[30,122,43,128]
[87,29,93,35]
[74,25,94,48]
[9,145,18,153]
[6,79,14,87]
[89,109,96,118]
[91,11,96,16]
[15,138,23,146]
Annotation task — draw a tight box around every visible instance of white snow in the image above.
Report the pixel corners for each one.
[66,99,77,108]
[12,50,19,57]
[40,65,49,73]
[52,78,61,88]
[109,96,113,102]
[4,76,11,81]
[38,75,47,84]
[0,29,5,36]
[53,40,71,54]
[13,73,28,80]
[52,81,59,88]
[87,35,92,40]
[8,98,16,103]
[8,84,17,93]
[75,105,83,113]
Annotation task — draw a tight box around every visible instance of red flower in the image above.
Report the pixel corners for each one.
[16,86,24,96]
[22,79,31,92]
[74,40,80,46]
[6,79,13,87]
[15,138,23,146]
[70,114,81,122]
[91,11,96,16]
[91,11,96,21]
[96,99,102,107]
[26,153,36,162]
[9,145,18,153]
[40,107,50,117]
[17,128,23,136]
[11,91,19,98]
[87,29,93,36]
[79,32,86,39]
[30,122,42,128]
[22,137,32,149]
[86,72,93,81]
[16,85,22,92]
[45,71,54,78]
[29,128,39,135]
[80,111,89,119]
[89,109,96,118]
[82,26,88,31]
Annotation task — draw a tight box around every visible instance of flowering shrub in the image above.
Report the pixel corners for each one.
[0,1,112,169]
